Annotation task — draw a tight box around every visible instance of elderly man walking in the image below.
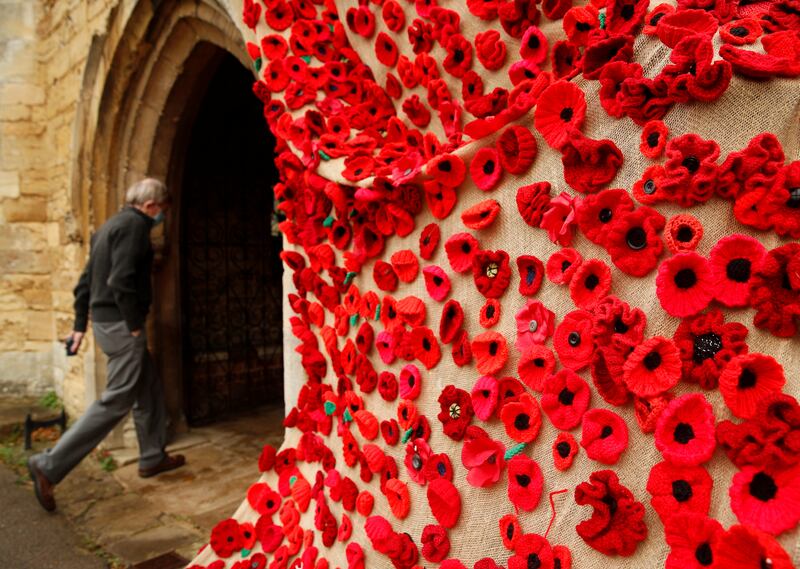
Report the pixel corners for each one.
[28,178,185,512]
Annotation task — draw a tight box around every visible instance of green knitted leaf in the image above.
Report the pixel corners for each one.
[504,443,527,461]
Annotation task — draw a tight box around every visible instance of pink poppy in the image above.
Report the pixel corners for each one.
[515,300,556,352]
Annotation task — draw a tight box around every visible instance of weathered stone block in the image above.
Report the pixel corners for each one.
[0,82,45,106]
[0,249,51,273]
[0,170,20,198]
[2,196,48,221]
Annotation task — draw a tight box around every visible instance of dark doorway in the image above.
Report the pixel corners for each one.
[179,52,283,426]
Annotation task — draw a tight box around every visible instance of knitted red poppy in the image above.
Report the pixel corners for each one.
[437,385,475,441]
[545,248,583,285]
[399,364,422,401]
[445,232,480,273]
[639,120,669,159]
[519,26,548,63]
[605,206,665,277]
[420,524,450,562]
[390,249,419,283]
[580,409,629,465]
[451,329,473,367]
[673,308,749,389]
[592,341,635,405]
[717,524,794,569]
[720,18,762,45]
[553,432,579,471]
[561,131,625,195]
[717,132,785,200]
[443,33,473,78]
[462,199,501,230]
[378,371,398,403]
[475,29,507,70]
[384,478,411,520]
[552,545,572,569]
[411,326,441,370]
[656,9,718,49]
[470,376,499,423]
[381,419,400,446]
[569,259,612,309]
[664,214,703,254]
[507,455,544,511]
[404,438,431,485]
[574,470,647,556]
[439,300,464,345]
[632,164,668,205]
[708,234,766,308]
[729,464,800,535]
[590,295,647,347]
[656,252,714,318]
[646,460,713,523]
[655,393,716,466]
[210,519,244,558]
[516,181,552,228]
[749,243,800,338]
[541,369,591,430]
[496,125,538,175]
[517,255,545,296]
[575,188,634,246]
[419,223,441,260]
[634,392,673,434]
[564,5,599,45]
[427,478,461,529]
[423,265,451,302]
[500,392,543,443]
[663,511,723,569]
[426,153,467,188]
[508,533,554,569]
[643,3,673,34]
[553,309,594,371]
[479,299,501,328]
[719,353,786,420]
[534,81,587,150]
[424,452,454,483]
[470,147,504,191]
[373,260,399,292]
[472,331,508,375]
[660,133,720,207]
[500,513,522,550]
[472,250,512,298]
[518,345,556,392]
[424,180,458,220]
[622,336,681,398]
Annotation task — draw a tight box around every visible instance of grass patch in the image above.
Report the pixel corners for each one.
[96,449,118,473]
[38,390,63,410]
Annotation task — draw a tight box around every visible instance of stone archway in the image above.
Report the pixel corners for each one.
[70,0,282,441]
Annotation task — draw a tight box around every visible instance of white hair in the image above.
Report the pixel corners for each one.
[125,178,169,206]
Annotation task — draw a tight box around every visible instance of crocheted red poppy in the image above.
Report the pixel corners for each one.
[717,132,785,200]
[708,234,765,308]
[663,511,723,569]
[508,533,554,569]
[439,300,464,344]
[656,9,718,49]
[541,369,591,430]
[507,455,544,512]
[534,81,586,150]
[378,371,399,403]
[399,364,422,401]
[660,134,720,207]
[496,125,538,175]
[479,299,501,328]
[518,345,556,392]
[639,120,668,159]
[553,432,579,471]
[632,164,668,205]
[673,308,749,389]
[423,265,451,302]
[461,426,506,488]
[210,518,243,558]
[574,470,647,556]
[545,248,583,285]
[749,243,800,338]
[404,438,431,485]
[605,206,665,277]
[500,514,522,550]
[462,199,501,230]
[410,326,441,370]
[564,5,600,45]
[381,419,400,446]
[729,465,800,535]
[373,261,399,292]
[421,524,450,563]
[426,153,467,188]
[560,131,625,194]
[500,392,543,443]
[581,408,629,465]
[720,18,763,45]
[471,375,499,422]
[622,336,681,398]
[391,249,419,283]
[553,309,594,371]
[424,180,458,220]
[719,353,786,420]
[437,385,475,441]
[424,452,454,483]
[569,259,612,309]
[419,223,441,260]
[646,460,713,522]
[443,33,473,78]
[475,29,507,70]
[634,392,673,434]
[384,478,411,520]
[655,393,716,466]
[516,255,545,296]
[516,181,552,228]
[427,478,461,529]
[717,524,794,569]
[470,147,504,191]
[643,3,673,34]
[445,232,479,273]
[472,331,508,375]
[656,252,714,318]
[519,25,548,63]
[664,214,703,254]
[472,250,512,298]
[575,188,634,246]
[590,295,647,347]
[451,329,473,367]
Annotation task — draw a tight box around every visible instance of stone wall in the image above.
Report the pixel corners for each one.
[0,0,250,420]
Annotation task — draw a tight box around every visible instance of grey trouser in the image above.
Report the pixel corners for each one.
[32,321,166,484]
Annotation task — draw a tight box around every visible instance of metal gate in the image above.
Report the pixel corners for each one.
[181,180,284,425]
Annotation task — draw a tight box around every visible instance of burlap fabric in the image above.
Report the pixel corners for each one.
[190,1,800,567]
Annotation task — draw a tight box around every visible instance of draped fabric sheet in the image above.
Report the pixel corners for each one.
[189,0,800,567]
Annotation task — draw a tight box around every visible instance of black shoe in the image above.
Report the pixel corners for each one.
[138,454,186,478]
[27,457,56,512]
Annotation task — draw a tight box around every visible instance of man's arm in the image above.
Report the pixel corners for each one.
[108,223,148,334]
[72,263,90,333]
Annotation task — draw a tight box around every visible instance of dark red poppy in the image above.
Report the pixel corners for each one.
[497,125,538,175]
[437,385,475,441]
[420,524,450,563]
[419,223,440,261]
[605,206,665,277]
[472,250,512,298]
[516,255,545,296]
[576,188,635,246]
[660,133,720,207]
[516,181,552,228]
[451,329,473,367]
[479,299,501,328]
[561,131,625,194]
[749,243,800,338]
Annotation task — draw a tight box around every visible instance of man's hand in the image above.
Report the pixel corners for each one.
[131,329,142,337]
[66,331,84,355]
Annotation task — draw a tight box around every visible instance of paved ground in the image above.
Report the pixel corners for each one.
[0,402,285,567]
[0,466,107,568]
